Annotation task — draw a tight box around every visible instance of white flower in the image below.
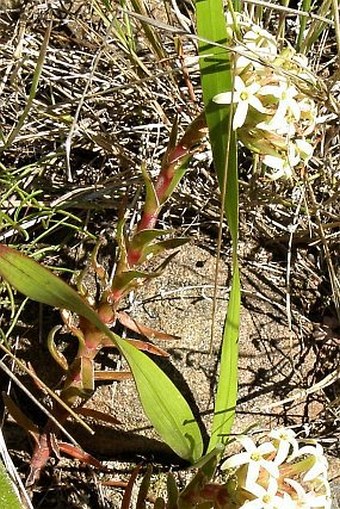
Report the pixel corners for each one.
[263,144,300,179]
[241,477,295,509]
[269,428,299,465]
[258,82,301,129]
[234,41,277,72]
[285,477,331,509]
[221,436,279,489]
[244,24,278,63]
[290,443,329,482]
[214,76,267,130]
[291,54,317,85]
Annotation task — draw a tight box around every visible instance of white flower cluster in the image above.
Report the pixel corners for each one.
[214,13,317,179]
[221,428,331,508]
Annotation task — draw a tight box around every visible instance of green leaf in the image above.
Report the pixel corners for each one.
[141,162,159,215]
[142,237,189,258]
[196,0,240,455]
[129,229,170,248]
[162,159,191,203]
[0,245,203,462]
[208,262,240,451]
[117,339,203,462]
[166,472,179,509]
[196,0,231,190]
[137,464,152,509]
[0,460,23,509]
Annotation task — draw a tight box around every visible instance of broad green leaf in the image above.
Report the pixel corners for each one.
[196,0,240,456]
[196,0,231,191]
[0,460,23,509]
[0,245,203,462]
[116,339,203,462]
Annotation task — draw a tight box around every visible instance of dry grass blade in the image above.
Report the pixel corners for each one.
[261,368,340,410]
[0,344,93,437]
[1,21,52,151]
[243,0,335,24]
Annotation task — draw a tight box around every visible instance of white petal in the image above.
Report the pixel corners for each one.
[239,435,257,452]
[266,476,279,496]
[257,442,276,455]
[270,428,297,440]
[287,145,300,167]
[247,82,261,94]
[263,155,284,170]
[221,451,251,470]
[289,99,301,121]
[306,493,331,508]
[303,458,328,482]
[245,461,261,489]
[261,459,279,478]
[233,100,248,129]
[267,167,286,180]
[214,91,234,105]
[290,443,323,460]
[296,139,313,160]
[286,86,298,99]
[248,95,267,113]
[234,75,246,92]
[235,54,253,71]
[258,85,282,97]
[240,499,263,509]
[270,428,299,463]
[285,477,306,498]
[273,440,290,465]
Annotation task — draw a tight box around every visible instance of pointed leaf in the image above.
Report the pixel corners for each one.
[122,464,142,509]
[116,311,180,341]
[47,325,69,371]
[163,116,179,165]
[141,162,159,215]
[58,442,102,468]
[115,338,203,462]
[143,237,189,259]
[0,245,203,462]
[75,407,122,426]
[125,338,169,357]
[167,473,179,509]
[129,229,170,248]
[196,0,240,456]
[0,245,101,323]
[136,464,153,509]
[94,370,132,381]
